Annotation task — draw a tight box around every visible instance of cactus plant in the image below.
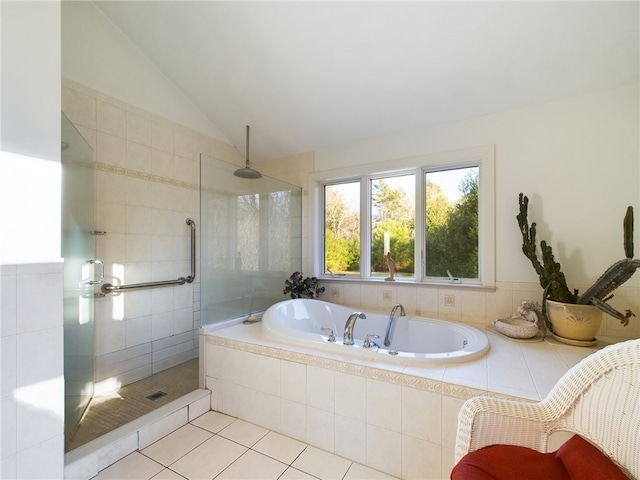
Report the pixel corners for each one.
[517,193,639,327]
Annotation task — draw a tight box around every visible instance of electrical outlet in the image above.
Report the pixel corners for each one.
[444,294,456,307]
[382,290,392,302]
[331,287,340,298]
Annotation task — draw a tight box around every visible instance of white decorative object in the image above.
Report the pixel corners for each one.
[494,300,544,339]
[494,316,539,339]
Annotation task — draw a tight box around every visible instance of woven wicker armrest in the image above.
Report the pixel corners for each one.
[454,396,550,462]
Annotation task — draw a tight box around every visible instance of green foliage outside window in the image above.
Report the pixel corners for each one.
[324,183,360,273]
[370,178,414,276]
[425,170,478,278]
[325,228,360,273]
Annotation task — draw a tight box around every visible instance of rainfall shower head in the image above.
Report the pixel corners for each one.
[234,166,262,179]
[234,125,262,179]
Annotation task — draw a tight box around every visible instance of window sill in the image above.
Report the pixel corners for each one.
[318,276,496,291]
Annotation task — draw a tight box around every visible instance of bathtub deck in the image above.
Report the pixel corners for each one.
[203,321,618,479]
[206,320,609,401]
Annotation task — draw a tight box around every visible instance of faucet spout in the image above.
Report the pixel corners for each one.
[384,304,405,346]
[343,312,366,345]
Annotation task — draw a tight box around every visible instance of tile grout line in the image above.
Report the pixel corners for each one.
[139,424,216,469]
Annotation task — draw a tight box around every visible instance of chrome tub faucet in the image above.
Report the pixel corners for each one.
[384,303,405,346]
[343,312,366,345]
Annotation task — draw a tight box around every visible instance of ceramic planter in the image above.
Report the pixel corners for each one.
[546,299,603,344]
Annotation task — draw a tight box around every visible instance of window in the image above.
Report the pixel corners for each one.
[371,174,415,279]
[313,146,495,286]
[425,166,479,279]
[324,182,360,276]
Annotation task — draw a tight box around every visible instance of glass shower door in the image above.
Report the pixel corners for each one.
[62,113,97,442]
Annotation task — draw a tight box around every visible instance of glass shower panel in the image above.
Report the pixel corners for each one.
[200,154,302,325]
[268,190,298,272]
[237,193,260,271]
[61,113,97,440]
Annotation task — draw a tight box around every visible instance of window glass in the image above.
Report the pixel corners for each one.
[425,166,479,279]
[324,182,360,275]
[370,175,415,278]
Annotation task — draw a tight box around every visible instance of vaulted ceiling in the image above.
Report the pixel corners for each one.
[94,1,639,162]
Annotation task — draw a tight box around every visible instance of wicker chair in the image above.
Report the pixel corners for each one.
[453,338,640,479]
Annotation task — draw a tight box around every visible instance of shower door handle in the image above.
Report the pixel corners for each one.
[83,259,104,285]
[84,259,106,298]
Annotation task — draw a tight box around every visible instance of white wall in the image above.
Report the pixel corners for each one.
[0,2,65,479]
[1,2,61,161]
[315,85,640,286]
[62,1,229,145]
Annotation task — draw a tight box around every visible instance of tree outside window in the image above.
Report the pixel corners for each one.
[324,182,360,275]
[370,175,415,278]
[425,167,478,279]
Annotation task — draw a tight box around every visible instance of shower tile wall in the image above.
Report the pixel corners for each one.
[62,78,244,390]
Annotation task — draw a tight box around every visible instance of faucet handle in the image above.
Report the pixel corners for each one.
[363,333,380,348]
[321,327,336,342]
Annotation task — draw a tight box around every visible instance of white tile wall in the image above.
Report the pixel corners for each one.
[334,372,366,422]
[367,424,402,477]
[1,263,65,479]
[334,415,366,464]
[256,391,281,432]
[279,398,306,441]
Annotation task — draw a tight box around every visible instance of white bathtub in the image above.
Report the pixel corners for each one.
[261,299,489,364]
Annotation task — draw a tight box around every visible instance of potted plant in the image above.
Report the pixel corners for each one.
[517,193,639,343]
[283,272,325,299]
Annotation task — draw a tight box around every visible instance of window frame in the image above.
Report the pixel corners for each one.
[311,145,495,287]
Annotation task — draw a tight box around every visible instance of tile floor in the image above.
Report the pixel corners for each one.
[92,411,399,480]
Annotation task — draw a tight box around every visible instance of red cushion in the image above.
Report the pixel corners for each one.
[451,435,628,480]
[556,435,628,480]
[451,444,569,480]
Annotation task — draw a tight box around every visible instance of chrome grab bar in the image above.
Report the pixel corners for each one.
[101,218,196,294]
[186,218,196,283]
[102,277,188,293]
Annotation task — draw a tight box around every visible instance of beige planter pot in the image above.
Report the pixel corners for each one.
[546,299,603,343]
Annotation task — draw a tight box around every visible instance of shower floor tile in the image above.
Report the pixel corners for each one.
[65,358,199,452]
[93,413,399,480]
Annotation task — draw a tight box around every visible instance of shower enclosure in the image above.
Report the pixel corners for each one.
[61,113,97,440]
[200,154,302,325]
